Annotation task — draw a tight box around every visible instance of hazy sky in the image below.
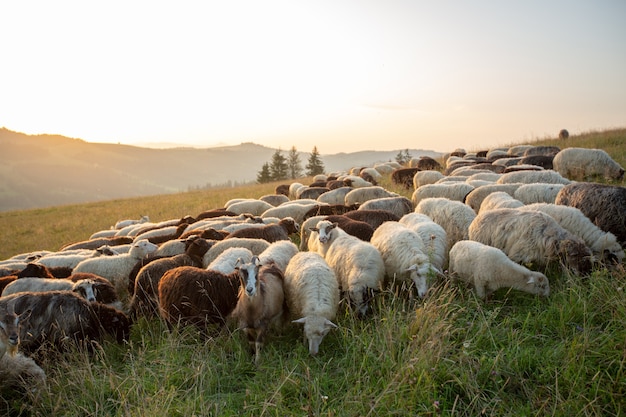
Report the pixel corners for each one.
[2,1,625,153]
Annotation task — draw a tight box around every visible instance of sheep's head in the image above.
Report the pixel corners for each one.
[406,263,432,298]
[311,221,337,244]
[237,256,262,297]
[526,273,550,297]
[559,239,593,275]
[293,316,338,355]
[73,279,97,303]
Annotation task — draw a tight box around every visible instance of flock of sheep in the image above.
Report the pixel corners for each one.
[0,144,624,394]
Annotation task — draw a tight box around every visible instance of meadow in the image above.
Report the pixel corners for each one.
[1,129,625,416]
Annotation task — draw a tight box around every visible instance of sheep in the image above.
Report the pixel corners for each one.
[496,169,570,185]
[297,186,330,200]
[35,246,117,269]
[360,167,383,182]
[524,145,561,157]
[479,191,524,213]
[413,170,445,189]
[513,183,565,205]
[261,203,320,225]
[202,238,270,267]
[132,223,189,244]
[343,209,400,230]
[303,203,360,220]
[316,186,354,205]
[299,215,327,251]
[344,186,397,206]
[415,197,476,250]
[259,194,290,207]
[464,183,523,213]
[231,260,284,364]
[284,252,339,355]
[275,183,290,196]
[73,239,159,297]
[0,303,46,392]
[492,156,522,167]
[370,221,439,298]
[391,167,420,188]
[411,183,474,206]
[14,262,55,279]
[448,240,550,299]
[519,203,624,264]
[559,129,569,139]
[503,164,544,173]
[61,236,133,251]
[225,217,299,243]
[518,154,554,170]
[2,278,97,302]
[310,220,384,316]
[555,182,626,245]
[114,215,150,230]
[226,199,275,216]
[129,237,211,318]
[507,145,536,156]
[288,182,305,199]
[206,247,254,273]
[257,240,299,273]
[341,175,372,188]
[195,208,238,220]
[322,214,374,241]
[373,163,395,175]
[468,208,593,274]
[466,172,502,183]
[158,258,260,333]
[398,213,448,271]
[552,147,625,180]
[0,291,131,353]
[68,273,122,310]
[357,196,413,218]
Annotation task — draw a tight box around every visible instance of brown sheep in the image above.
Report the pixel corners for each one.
[60,236,134,251]
[225,218,299,243]
[324,215,375,241]
[158,259,261,333]
[391,167,420,189]
[343,209,400,230]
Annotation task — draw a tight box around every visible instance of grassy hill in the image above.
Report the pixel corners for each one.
[1,128,625,416]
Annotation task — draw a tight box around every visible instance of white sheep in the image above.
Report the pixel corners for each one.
[496,169,570,185]
[518,203,624,263]
[399,213,448,271]
[468,208,593,274]
[413,170,445,190]
[341,175,372,188]
[202,237,271,267]
[310,220,384,316]
[316,187,354,205]
[289,182,305,200]
[449,240,550,299]
[411,183,474,206]
[373,163,395,175]
[370,221,439,298]
[227,199,275,216]
[466,172,502,183]
[479,191,524,213]
[284,252,340,355]
[464,183,523,213]
[357,196,413,218]
[73,239,159,295]
[35,247,112,269]
[2,278,97,302]
[553,147,625,180]
[513,183,565,205]
[300,215,327,251]
[114,215,150,230]
[259,194,290,207]
[257,240,299,273]
[414,197,476,250]
[261,202,321,225]
[344,186,397,206]
[205,247,254,273]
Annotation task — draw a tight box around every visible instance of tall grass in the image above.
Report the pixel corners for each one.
[1,129,625,416]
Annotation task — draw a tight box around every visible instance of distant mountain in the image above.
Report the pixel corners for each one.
[0,128,441,211]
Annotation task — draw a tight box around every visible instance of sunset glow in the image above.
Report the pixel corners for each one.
[1,1,625,153]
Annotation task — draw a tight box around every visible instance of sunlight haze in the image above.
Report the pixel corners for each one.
[2,0,625,153]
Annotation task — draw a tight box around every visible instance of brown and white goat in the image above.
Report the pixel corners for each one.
[231,259,285,364]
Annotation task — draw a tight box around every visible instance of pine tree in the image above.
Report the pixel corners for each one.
[305,146,325,176]
[287,146,303,179]
[269,149,288,181]
[256,162,272,183]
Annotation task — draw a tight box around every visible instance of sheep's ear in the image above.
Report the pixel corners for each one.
[309,227,319,232]
[324,319,338,329]
[234,258,243,269]
[405,265,418,272]
[527,276,536,284]
[331,222,338,229]
[253,256,261,266]
[292,317,307,325]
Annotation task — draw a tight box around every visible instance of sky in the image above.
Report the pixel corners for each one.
[1,1,625,153]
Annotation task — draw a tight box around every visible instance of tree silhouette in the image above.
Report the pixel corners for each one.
[270,149,288,181]
[395,149,412,165]
[256,162,272,183]
[287,146,303,179]
[306,146,325,176]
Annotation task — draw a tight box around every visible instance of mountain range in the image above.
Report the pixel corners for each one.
[0,128,442,211]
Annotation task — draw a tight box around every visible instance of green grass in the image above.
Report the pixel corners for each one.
[1,129,625,416]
